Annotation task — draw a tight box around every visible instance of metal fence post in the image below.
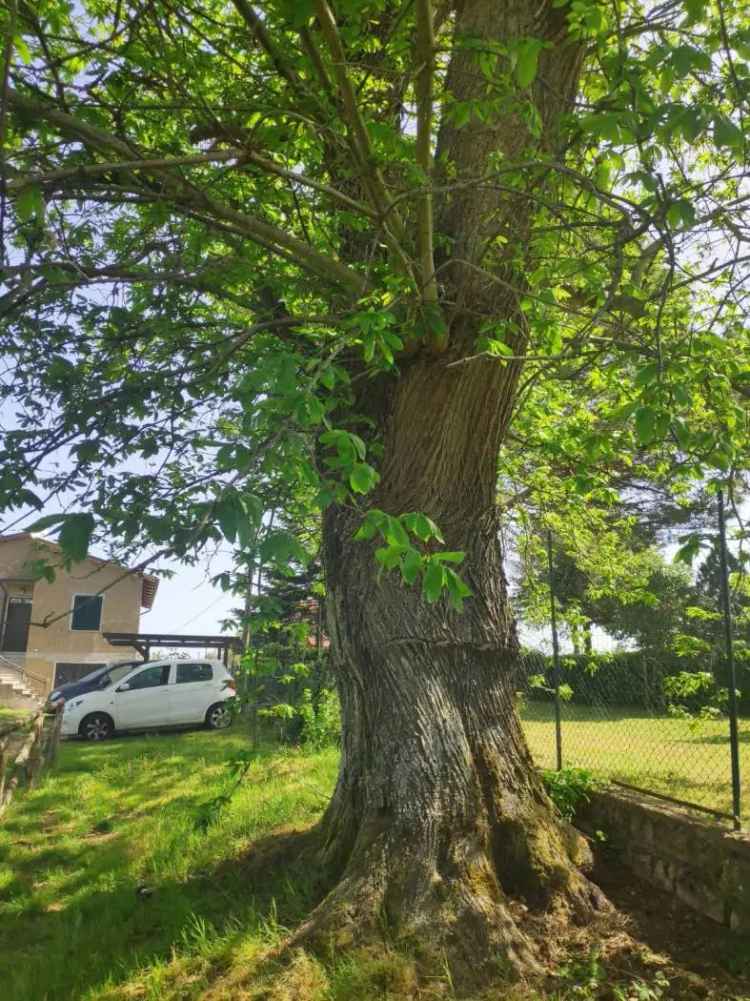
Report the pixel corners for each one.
[546,530,563,771]
[717,489,742,831]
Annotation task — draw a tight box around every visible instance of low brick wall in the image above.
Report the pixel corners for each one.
[576,786,750,932]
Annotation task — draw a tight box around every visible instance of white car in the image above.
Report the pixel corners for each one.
[61,658,237,740]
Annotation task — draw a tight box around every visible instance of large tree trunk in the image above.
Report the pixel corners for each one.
[301,349,605,979]
[292,0,596,979]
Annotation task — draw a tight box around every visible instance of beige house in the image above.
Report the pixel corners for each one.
[0,532,158,694]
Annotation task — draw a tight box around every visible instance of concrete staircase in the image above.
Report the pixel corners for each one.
[0,656,44,710]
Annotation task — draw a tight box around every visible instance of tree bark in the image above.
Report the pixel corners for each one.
[300,350,605,979]
[292,0,599,980]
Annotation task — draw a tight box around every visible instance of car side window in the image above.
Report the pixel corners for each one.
[176,662,213,684]
[121,665,170,690]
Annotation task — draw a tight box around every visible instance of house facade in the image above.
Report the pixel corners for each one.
[0,533,158,693]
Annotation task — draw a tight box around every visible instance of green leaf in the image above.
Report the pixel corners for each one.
[349,462,379,495]
[260,530,308,566]
[666,199,696,228]
[404,512,444,543]
[674,533,702,565]
[515,39,542,88]
[354,518,378,541]
[714,115,744,150]
[672,419,691,449]
[58,513,95,562]
[433,551,465,564]
[26,512,67,533]
[683,0,706,22]
[375,544,407,571]
[216,494,240,542]
[670,44,711,77]
[384,515,410,547]
[400,548,422,585]
[18,488,43,510]
[422,560,445,603]
[634,406,657,444]
[445,568,472,611]
[15,185,44,223]
[14,35,33,65]
[585,113,621,143]
[234,514,253,550]
[635,362,660,387]
[277,0,315,28]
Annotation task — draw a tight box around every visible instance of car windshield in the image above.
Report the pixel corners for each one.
[76,667,107,685]
[98,663,142,689]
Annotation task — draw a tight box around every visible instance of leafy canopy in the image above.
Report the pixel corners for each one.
[1,0,749,595]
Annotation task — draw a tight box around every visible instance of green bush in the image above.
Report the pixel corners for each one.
[297,687,341,749]
[524,650,750,712]
[542,767,599,820]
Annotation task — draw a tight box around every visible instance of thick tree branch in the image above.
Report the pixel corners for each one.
[6,88,367,294]
[312,0,414,282]
[6,145,376,219]
[230,0,312,105]
[4,150,243,190]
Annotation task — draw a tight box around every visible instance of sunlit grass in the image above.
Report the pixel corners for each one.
[0,717,743,1000]
[0,728,338,1001]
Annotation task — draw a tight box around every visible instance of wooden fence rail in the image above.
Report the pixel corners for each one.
[0,709,63,819]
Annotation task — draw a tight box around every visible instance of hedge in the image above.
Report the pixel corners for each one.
[521,650,750,713]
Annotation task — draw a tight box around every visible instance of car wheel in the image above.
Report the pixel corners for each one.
[79,712,114,741]
[206,702,233,730]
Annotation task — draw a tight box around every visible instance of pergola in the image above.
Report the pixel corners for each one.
[103,632,241,665]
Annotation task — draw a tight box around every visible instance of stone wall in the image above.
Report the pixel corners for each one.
[576,786,750,932]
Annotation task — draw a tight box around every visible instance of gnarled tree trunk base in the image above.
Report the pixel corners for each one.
[289,836,609,989]
[289,719,610,986]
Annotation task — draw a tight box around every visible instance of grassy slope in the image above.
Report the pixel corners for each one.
[0,726,745,1001]
[0,730,338,1001]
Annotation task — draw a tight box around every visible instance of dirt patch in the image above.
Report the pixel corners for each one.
[584,853,750,998]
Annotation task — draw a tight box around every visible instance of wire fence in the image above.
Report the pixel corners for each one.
[517,650,749,825]
[518,491,746,829]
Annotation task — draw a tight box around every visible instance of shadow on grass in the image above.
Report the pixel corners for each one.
[0,729,330,1001]
[2,825,325,1001]
[683,726,750,746]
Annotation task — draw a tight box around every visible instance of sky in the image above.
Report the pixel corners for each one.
[136,550,237,636]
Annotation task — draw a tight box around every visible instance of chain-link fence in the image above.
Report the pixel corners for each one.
[517,492,746,828]
[517,648,748,825]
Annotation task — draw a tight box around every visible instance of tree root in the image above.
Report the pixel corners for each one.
[287,826,611,990]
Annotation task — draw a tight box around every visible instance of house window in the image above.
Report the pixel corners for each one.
[71,594,103,631]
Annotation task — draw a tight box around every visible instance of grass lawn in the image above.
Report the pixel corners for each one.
[0,728,338,1001]
[0,725,746,1001]
[520,702,750,821]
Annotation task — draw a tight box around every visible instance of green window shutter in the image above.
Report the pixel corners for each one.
[71,595,103,631]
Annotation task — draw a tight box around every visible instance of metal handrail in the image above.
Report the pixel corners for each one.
[0,655,47,699]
